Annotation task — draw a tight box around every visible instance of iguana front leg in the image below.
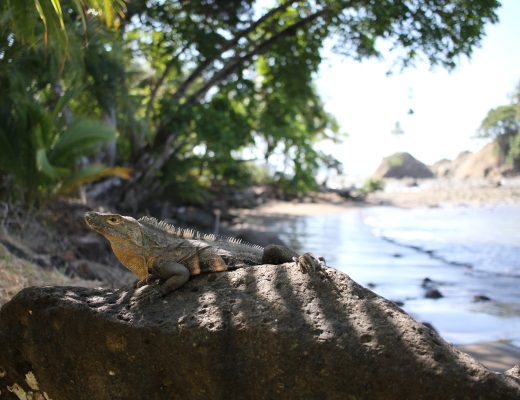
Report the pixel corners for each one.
[152,261,190,293]
[133,261,190,303]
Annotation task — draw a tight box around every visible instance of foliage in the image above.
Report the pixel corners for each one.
[0,0,129,204]
[121,0,500,204]
[1,0,503,206]
[387,153,405,168]
[2,0,125,65]
[360,178,385,195]
[478,82,520,169]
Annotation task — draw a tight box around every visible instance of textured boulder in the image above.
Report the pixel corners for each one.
[453,139,514,179]
[430,157,453,178]
[431,136,520,180]
[374,152,434,179]
[431,151,473,178]
[1,263,519,400]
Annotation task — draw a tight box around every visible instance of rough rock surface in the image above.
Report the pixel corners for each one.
[374,152,434,179]
[430,151,473,178]
[430,157,453,178]
[1,263,519,400]
[431,137,520,180]
[453,140,512,179]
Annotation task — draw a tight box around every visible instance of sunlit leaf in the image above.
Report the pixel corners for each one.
[49,0,65,30]
[59,164,132,193]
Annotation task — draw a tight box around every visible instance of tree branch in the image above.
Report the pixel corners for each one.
[168,0,295,105]
[145,45,188,121]
[184,8,328,108]
[140,8,329,180]
[153,0,297,142]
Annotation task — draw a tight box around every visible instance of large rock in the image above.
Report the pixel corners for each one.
[1,263,519,400]
[431,137,519,180]
[431,151,473,178]
[454,139,512,179]
[374,152,434,179]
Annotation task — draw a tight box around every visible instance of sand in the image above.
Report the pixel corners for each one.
[456,340,520,373]
[366,177,520,208]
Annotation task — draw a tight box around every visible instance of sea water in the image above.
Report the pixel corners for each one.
[265,204,520,345]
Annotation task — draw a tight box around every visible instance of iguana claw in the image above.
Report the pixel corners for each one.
[131,284,168,305]
[295,252,328,276]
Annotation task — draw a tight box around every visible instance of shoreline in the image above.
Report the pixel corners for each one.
[455,340,520,373]
[366,177,520,208]
[236,177,520,219]
[232,183,520,373]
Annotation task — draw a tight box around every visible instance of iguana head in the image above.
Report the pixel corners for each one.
[84,212,143,246]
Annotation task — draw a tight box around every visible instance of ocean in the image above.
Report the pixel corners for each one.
[263,203,520,345]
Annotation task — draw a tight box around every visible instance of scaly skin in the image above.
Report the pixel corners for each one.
[84,212,298,295]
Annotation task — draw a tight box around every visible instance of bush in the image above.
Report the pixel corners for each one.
[361,178,385,194]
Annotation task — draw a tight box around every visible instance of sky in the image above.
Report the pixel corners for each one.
[316,0,520,181]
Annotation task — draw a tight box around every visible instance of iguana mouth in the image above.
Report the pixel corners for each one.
[84,211,113,234]
[84,211,98,229]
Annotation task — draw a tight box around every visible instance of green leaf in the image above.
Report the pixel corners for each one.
[34,0,68,49]
[51,86,84,122]
[48,118,116,165]
[49,0,65,30]
[59,164,132,193]
[36,148,59,178]
[104,0,114,28]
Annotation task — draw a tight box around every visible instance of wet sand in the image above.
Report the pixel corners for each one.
[367,177,520,208]
[456,340,520,372]
[233,188,520,373]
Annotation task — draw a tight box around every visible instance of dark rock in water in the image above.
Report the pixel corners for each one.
[392,253,403,258]
[425,289,444,299]
[392,300,405,307]
[473,295,492,302]
[1,263,519,400]
[421,277,434,288]
[367,282,377,289]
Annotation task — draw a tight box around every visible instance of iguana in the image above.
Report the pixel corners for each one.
[84,211,300,296]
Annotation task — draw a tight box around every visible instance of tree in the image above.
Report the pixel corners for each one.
[0,0,128,203]
[0,0,503,206]
[115,0,501,206]
[478,82,520,169]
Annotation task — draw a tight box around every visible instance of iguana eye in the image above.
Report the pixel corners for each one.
[107,216,122,225]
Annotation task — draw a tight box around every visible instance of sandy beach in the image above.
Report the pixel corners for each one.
[366,177,520,208]
[233,180,520,372]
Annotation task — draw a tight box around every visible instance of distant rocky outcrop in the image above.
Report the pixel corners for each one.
[431,151,473,178]
[373,152,434,179]
[431,137,518,179]
[453,139,515,179]
[1,262,519,399]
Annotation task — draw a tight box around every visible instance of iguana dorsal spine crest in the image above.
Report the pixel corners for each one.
[138,216,263,250]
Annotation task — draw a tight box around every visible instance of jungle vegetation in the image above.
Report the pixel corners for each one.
[478,82,520,170]
[0,0,502,208]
